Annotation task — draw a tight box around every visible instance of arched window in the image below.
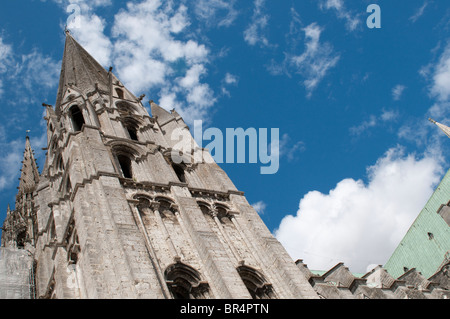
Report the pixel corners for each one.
[117,155,133,179]
[69,105,85,132]
[65,176,72,194]
[16,230,27,249]
[122,118,139,141]
[127,126,138,141]
[116,101,138,116]
[157,199,178,221]
[165,263,210,299]
[172,164,186,183]
[57,156,64,171]
[237,266,275,299]
[115,88,124,99]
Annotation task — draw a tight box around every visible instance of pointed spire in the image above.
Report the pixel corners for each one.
[17,135,40,195]
[429,118,450,139]
[150,100,176,125]
[55,32,111,113]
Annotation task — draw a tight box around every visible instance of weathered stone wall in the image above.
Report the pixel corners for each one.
[0,247,34,299]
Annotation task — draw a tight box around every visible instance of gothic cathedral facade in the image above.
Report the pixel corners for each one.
[1,32,318,299]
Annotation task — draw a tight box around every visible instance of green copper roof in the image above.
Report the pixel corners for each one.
[384,168,450,279]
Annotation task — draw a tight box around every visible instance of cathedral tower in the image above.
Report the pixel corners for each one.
[1,135,40,250]
[18,32,318,299]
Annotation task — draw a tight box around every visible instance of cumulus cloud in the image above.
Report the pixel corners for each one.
[61,0,217,124]
[111,1,213,122]
[69,13,112,66]
[289,23,340,97]
[275,146,444,273]
[243,0,270,47]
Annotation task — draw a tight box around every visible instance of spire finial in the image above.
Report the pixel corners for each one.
[430,118,450,139]
[26,130,30,139]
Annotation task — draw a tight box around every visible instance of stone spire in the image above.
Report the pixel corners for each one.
[429,118,450,139]
[17,135,40,197]
[55,31,111,113]
[1,136,39,248]
[150,100,176,125]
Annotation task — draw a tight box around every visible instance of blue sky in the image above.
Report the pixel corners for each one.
[0,0,449,273]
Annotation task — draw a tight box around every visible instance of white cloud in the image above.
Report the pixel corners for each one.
[349,115,377,136]
[319,0,361,31]
[194,0,238,27]
[221,73,239,96]
[0,138,28,192]
[46,0,112,9]
[277,133,305,161]
[289,23,340,97]
[381,109,399,122]
[111,1,213,122]
[224,73,238,85]
[18,50,60,91]
[430,42,450,103]
[417,41,450,125]
[409,1,429,23]
[0,37,59,102]
[61,0,217,124]
[0,38,13,72]
[0,37,13,97]
[398,119,430,147]
[392,84,406,101]
[69,13,112,66]
[252,201,267,215]
[243,0,270,47]
[350,110,399,137]
[275,146,444,273]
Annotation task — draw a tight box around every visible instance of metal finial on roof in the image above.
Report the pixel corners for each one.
[429,118,450,139]
[26,130,30,138]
